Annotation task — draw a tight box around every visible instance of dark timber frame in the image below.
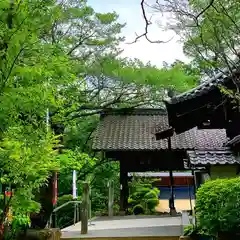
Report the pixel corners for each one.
[92,108,228,213]
[163,66,240,137]
[155,64,240,190]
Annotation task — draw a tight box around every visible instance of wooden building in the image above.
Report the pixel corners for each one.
[163,65,240,135]
[157,64,240,180]
[92,108,227,213]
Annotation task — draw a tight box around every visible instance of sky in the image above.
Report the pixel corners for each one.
[88,0,189,67]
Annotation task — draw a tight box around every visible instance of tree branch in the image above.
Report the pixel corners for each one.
[195,0,215,20]
[67,31,96,56]
[128,0,173,44]
[78,157,116,181]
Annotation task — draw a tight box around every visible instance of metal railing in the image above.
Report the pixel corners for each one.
[46,182,91,234]
[47,200,82,229]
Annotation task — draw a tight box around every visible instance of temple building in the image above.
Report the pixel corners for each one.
[92,108,230,213]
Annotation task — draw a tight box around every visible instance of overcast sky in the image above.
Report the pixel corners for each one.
[88,0,189,67]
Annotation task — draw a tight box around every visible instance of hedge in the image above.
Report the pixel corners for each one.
[196,177,240,235]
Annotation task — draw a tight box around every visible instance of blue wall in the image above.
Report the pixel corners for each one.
[158,186,195,200]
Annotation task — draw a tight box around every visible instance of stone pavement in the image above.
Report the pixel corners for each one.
[61,216,182,239]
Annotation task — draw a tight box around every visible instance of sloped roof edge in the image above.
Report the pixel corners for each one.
[100,108,167,116]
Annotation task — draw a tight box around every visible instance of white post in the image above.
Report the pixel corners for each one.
[72,170,77,199]
[46,108,49,132]
[73,170,77,225]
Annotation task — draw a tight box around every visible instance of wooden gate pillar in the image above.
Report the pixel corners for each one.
[120,160,128,214]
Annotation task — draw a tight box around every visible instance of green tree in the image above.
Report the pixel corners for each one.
[55,52,199,221]
[55,56,199,124]
[0,0,201,233]
[149,0,240,75]
[0,0,72,234]
[0,0,125,233]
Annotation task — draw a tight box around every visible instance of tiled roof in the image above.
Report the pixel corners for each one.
[165,65,239,105]
[128,172,193,177]
[187,149,240,166]
[92,109,227,151]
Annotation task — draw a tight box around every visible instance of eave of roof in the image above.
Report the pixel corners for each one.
[187,149,240,166]
[165,65,239,105]
[101,108,167,116]
[128,172,193,177]
[163,64,240,133]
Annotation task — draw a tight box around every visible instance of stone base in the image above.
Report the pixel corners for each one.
[17,228,61,240]
[170,208,177,216]
[119,210,126,216]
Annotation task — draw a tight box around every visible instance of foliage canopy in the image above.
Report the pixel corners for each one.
[0,0,199,233]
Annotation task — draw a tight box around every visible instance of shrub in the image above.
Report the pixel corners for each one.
[183,224,210,237]
[57,194,75,206]
[113,203,120,215]
[133,204,144,215]
[132,187,150,198]
[128,197,137,205]
[128,176,160,214]
[183,224,195,236]
[196,177,240,235]
[146,198,159,211]
[145,189,159,199]
[152,187,160,195]
[4,214,31,240]
[138,183,152,189]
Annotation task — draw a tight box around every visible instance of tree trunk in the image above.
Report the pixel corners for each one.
[30,175,54,229]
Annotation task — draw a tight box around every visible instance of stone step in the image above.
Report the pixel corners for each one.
[61,225,182,239]
[61,216,183,239]
[61,237,180,240]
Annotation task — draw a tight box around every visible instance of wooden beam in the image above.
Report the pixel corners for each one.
[155,127,174,140]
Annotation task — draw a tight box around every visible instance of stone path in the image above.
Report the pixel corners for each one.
[61,216,182,239]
